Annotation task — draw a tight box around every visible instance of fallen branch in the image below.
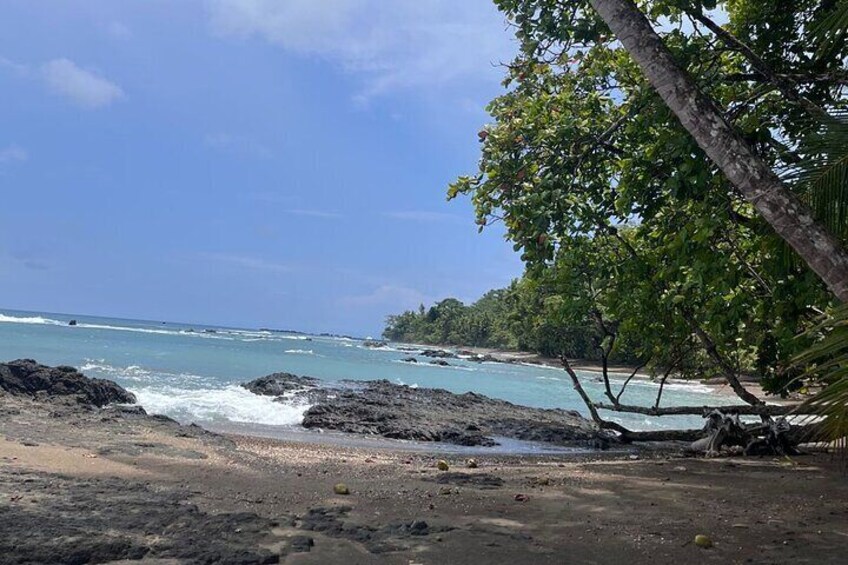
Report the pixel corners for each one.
[595,402,797,417]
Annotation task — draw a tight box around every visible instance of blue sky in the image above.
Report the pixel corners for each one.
[0,0,524,336]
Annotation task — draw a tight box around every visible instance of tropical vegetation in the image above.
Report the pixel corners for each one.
[387,0,848,442]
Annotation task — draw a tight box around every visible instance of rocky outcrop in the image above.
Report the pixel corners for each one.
[0,359,136,407]
[362,340,388,348]
[419,349,458,359]
[241,373,606,448]
[243,372,321,396]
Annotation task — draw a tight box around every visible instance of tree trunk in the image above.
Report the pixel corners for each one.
[589,0,848,303]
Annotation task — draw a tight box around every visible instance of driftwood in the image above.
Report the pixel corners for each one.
[689,411,801,457]
[560,353,812,453]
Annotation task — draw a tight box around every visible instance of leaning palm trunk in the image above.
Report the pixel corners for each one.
[588,0,848,303]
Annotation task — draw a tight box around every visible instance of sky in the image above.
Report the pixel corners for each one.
[0,0,525,336]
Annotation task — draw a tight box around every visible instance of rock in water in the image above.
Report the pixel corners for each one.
[241,373,606,448]
[68,319,77,326]
[333,483,350,495]
[0,359,136,407]
[694,534,713,548]
[242,372,320,396]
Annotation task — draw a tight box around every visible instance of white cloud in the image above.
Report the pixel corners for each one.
[41,58,124,109]
[0,145,28,164]
[106,21,133,40]
[340,284,430,309]
[383,211,463,223]
[201,252,295,273]
[204,133,272,158]
[206,0,516,98]
[286,209,343,219]
[0,56,28,75]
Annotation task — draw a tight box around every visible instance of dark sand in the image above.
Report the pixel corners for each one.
[1,391,846,564]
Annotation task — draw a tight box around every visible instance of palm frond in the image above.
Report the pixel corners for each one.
[811,0,848,61]
[795,304,848,453]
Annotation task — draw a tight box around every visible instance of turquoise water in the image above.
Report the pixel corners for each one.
[0,308,726,432]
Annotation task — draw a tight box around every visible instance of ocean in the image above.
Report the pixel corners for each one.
[0,308,725,436]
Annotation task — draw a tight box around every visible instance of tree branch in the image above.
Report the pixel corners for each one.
[595,402,796,416]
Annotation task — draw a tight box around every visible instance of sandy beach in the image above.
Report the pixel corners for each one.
[2,365,845,564]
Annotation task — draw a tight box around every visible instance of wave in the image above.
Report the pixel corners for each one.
[76,323,237,340]
[392,359,479,372]
[0,313,64,326]
[132,384,310,427]
[284,349,314,355]
[79,360,212,387]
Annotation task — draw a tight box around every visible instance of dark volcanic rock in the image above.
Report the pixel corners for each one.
[429,359,450,367]
[241,374,605,448]
[419,349,458,359]
[362,340,388,348]
[401,357,418,363]
[299,506,450,554]
[435,472,505,489]
[0,472,282,565]
[243,372,320,396]
[0,359,136,407]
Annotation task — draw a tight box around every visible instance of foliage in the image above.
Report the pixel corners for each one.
[382,277,637,362]
[446,0,847,392]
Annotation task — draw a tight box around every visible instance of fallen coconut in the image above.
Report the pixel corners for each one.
[694,534,713,548]
[333,483,350,495]
[437,460,450,471]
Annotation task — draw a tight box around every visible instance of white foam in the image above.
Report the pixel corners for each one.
[284,349,314,355]
[0,313,63,325]
[79,360,211,386]
[133,384,310,427]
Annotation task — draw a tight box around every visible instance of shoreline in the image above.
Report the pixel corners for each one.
[2,386,844,563]
[396,342,789,404]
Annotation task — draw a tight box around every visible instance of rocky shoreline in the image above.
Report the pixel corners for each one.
[242,373,608,448]
[3,359,847,563]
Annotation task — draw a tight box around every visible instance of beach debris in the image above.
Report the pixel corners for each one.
[333,483,350,495]
[437,460,450,471]
[694,534,713,548]
[466,458,478,469]
[514,494,529,502]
